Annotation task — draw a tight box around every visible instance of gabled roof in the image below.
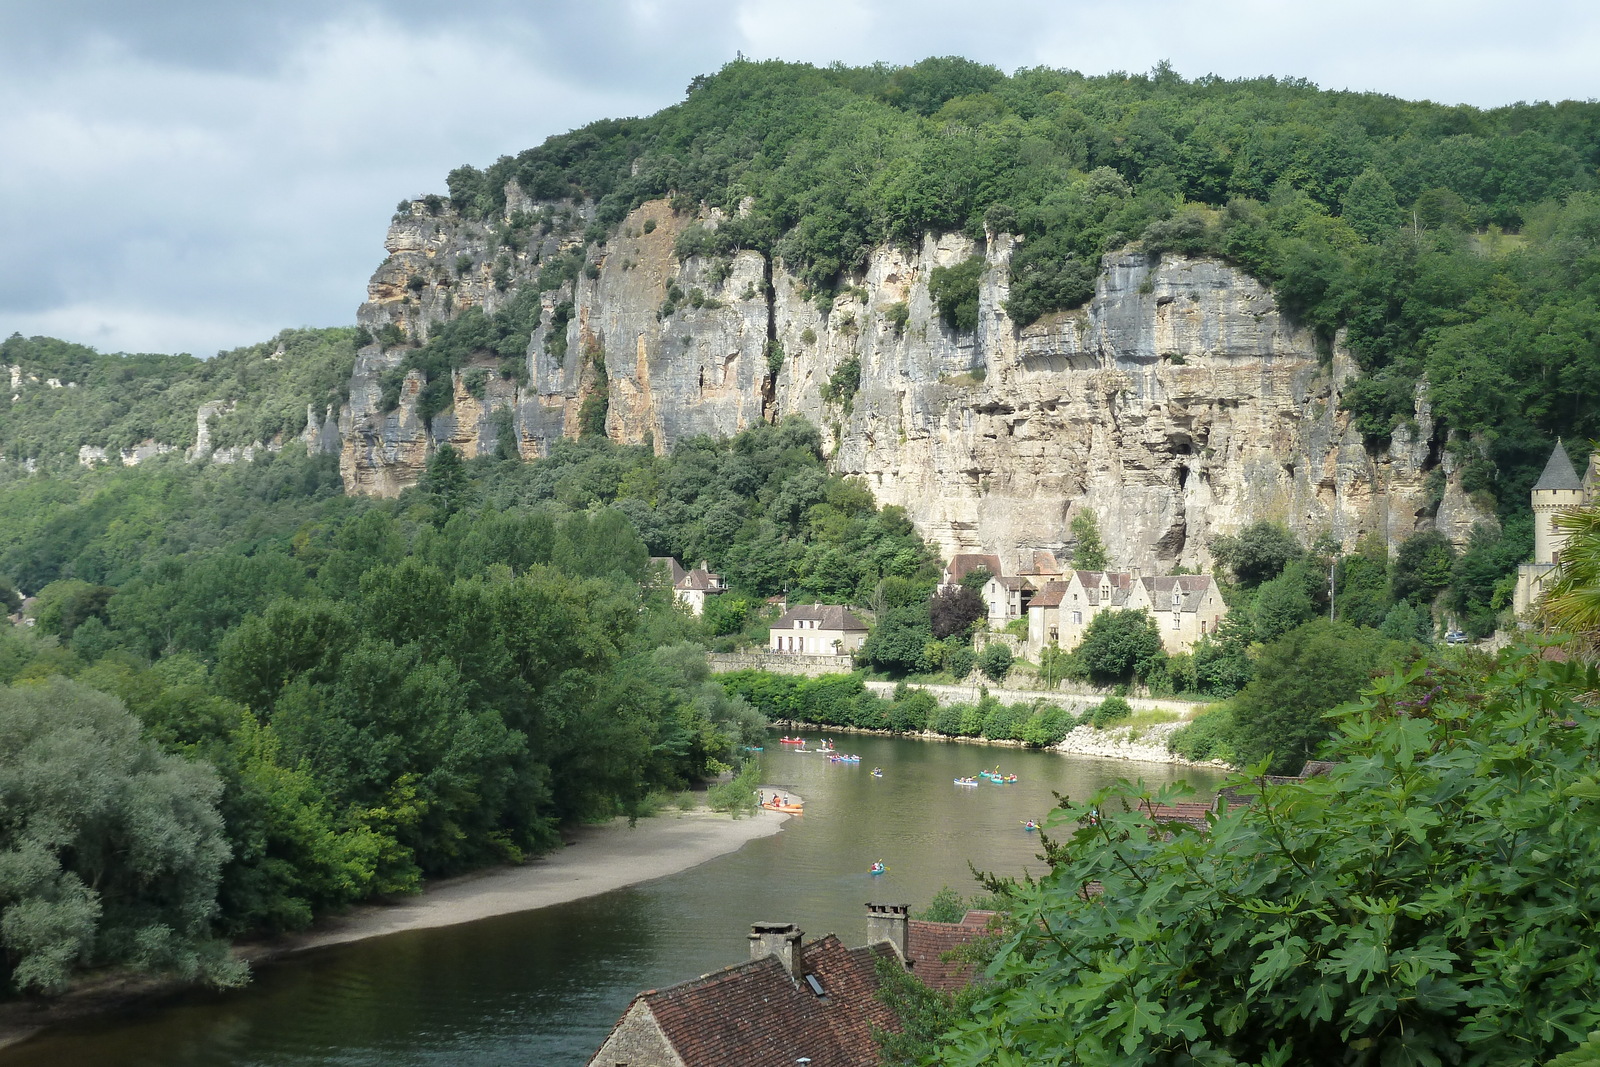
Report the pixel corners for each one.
[995,575,1033,591]
[1027,581,1069,609]
[1534,440,1583,492]
[945,553,1004,584]
[773,604,869,631]
[614,935,899,1067]
[651,556,688,585]
[678,566,723,592]
[1138,574,1217,612]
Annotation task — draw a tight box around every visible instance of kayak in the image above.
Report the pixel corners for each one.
[869,863,887,874]
[779,737,805,745]
[761,801,804,814]
[1021,820,1039,831]
[954,777,978,786]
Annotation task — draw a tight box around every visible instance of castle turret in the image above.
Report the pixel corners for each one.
[1532,440,1585,565]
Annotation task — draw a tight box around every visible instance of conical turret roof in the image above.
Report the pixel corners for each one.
[1533,440,1583,492]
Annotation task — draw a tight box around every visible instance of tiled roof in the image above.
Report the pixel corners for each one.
[945,553,1004,584]
[678,566,723,592]
[1139,574,1217,612]
[774,604,869,631]
[996,575,1033,591]
[651,556,688,585]
[1023,550,1062,575]
[627,935,899,1067]
[1028,581,1069,608]
[906,913,997,992]
[1534,440,1583,492]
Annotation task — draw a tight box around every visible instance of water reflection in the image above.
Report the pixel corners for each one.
[2,733,1225,1067]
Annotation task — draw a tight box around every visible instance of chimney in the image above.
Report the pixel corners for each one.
[748,921,804,980]
[865,902,910,962]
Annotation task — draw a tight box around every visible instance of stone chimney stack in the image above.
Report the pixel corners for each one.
[748,921,804,980]
[865,902,910,961]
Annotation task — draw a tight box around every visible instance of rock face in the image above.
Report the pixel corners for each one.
[336,196,1494,567]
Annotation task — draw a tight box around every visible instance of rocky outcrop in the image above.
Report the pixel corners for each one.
[336,196,1494,565]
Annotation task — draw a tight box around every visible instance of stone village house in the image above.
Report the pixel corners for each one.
[769,604,869,655]
[1028,570,1228,657]
[586,903,992,1067]
[651,557,726,616]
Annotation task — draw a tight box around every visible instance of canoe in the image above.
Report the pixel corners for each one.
[869,864,887,874]
[954,778,978,786]
[778,737,805,745]
[761,802,804,814]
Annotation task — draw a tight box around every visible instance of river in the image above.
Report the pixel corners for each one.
[0,732,1228,1067]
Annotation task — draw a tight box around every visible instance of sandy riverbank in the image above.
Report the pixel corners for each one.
[0,798,793,1051]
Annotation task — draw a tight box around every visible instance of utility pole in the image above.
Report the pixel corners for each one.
[1329,559,1336,622]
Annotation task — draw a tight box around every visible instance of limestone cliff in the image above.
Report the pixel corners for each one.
[338,195,1493,568]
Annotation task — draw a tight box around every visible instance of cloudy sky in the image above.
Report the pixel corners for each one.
[2,0,1596,358]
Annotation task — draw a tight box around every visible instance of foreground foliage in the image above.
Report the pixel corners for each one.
[939,650,1600,1066]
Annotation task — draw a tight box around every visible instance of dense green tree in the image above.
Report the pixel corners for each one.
[1077,608,1164,684]
[862,605,935,673]
[1392,529,1457,607]
[1333,533,1392,627]
[1069,512,1109,571]
[1208,521,1304,587]
[1230,619,1401,773]
[1189,613,1256,696]
[1250,561,1317,641]
[0,679,243,993]
[977,642,1012,682]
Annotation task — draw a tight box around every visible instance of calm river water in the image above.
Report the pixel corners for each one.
[2,732,1227,1067]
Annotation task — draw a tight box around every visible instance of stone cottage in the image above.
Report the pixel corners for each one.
[651,557,726,616]
[1028,570,1226,657]
[769,604,869,655]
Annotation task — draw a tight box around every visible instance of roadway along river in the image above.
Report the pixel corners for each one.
[1,732,1228,1067]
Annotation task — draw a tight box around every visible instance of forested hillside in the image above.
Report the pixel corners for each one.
[1,327,357,464]
[444,57,1600,523]
[0,416,934,994]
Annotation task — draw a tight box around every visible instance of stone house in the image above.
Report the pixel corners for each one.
[1131,574,1229,654]
[769,604,868,655]
[1028,570,1226,657]
[586,903,993,1067]
[1513,441,1599,617]
[651,557,726,616]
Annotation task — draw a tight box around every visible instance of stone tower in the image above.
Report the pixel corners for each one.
[1514,440,1594,618]
[1532,440,1585,566]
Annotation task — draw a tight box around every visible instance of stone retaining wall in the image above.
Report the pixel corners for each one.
[706,651,859,675]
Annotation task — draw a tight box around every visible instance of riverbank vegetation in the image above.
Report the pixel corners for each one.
[932,647,1600,1067]
[0,416,938,995]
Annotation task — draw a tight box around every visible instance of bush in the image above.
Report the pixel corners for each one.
[929,256,985,332]
[706,761,761,818]
[978,641,1013,682]
[1089,695,1132,729]
[945,646,976,679]
[1166,705,1236,763]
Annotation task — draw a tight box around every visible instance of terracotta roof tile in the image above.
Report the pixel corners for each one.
[906,916,997,992]
[633,935,895,1067]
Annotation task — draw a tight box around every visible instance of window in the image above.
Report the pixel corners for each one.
[1171,612,1181,629]
[1071,610,1082,624]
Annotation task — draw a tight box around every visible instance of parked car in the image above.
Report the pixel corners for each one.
[1445,630,1469,645]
